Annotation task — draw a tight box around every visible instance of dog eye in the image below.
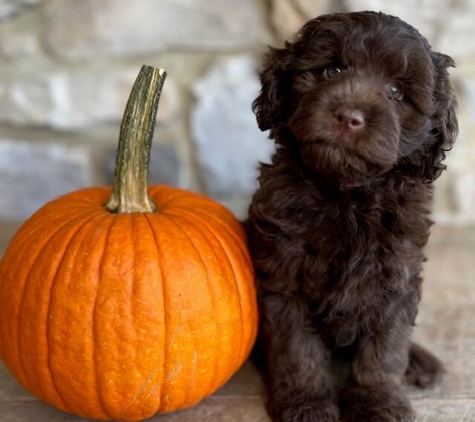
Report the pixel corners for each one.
[388,85,403,100]
[326,66,343,79]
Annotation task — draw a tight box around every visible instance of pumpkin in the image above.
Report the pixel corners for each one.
[0,66,258,421]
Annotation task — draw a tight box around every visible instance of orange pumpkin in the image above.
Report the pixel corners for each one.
[0,66,257,421]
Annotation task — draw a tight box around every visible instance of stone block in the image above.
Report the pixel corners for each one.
[0,28,42,59]
[42,0,263,59]
[0,68,178,130]
[0,139,94,220]
[191,56,274,197]
[0,0,41,21]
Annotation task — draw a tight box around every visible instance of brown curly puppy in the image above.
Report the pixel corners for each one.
[246,11,457,422]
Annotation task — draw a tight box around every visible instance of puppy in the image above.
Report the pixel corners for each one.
[246,11,457,422]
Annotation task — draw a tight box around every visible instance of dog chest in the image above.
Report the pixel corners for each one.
[301,200,423,345]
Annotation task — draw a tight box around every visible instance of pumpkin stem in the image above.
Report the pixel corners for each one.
[104,65,167,214]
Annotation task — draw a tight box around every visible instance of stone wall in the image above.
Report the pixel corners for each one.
[0,0,474,224]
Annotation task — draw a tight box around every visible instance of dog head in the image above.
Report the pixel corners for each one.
[253,12,458,185]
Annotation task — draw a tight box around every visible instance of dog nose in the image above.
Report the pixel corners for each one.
[334,107,365,132]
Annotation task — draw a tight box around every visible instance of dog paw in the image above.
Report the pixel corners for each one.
[405,342,444,388]
[269,398,340,422]
[340,384,415,422]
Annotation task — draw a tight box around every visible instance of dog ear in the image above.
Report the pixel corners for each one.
[253,44,293,132]
[420,52,458,183]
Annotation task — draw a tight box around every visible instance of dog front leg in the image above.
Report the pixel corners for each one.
[260,292,339,422]
[340,317,416,422]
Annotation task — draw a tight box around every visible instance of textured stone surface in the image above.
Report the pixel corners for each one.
[42,0,263,59]
[342,0,475,61]
[457,75,475,162]
[435,11,475,60]
[420,227,475,308]
[191,56,274,197]
[271,0,336,40]
[0,140,93,219]
[272,0,475,52]
[0,0,472,232]
[0,226,474,421]
[0,28,41,59]
[342,0,444,43]
[453,171,475,215]
[0,0,41,20]
[149,397,270,421]
[0,398,474,422]
[0,68,178,129]
[414,401,475,421]
[104,143,181,187]
[413,306,475,400]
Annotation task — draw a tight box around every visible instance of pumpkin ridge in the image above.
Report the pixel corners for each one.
[205,216,251,268]
[124,359,159,413]
[8,227,61,392]
[191,211,257,356]
[11,212,99,403]
[143,213,167,412]
[170,210,247,377]
[175,208,257,362]
[122,214,160,416]
[45,211,109,415]
[157,212,219,397]
[177,208,254,301]
[182,209,251,268]
[167,207,252,280]
[93,213,119,419]
[1,209,90,273]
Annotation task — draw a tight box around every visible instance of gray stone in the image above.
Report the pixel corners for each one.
[104,143,181,187]
[42,0,263,59]
[0,0,41,21]
[0,139,94,220]
[0,68,179,130]
[191,56,274,197]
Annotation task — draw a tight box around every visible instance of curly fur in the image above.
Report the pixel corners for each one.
[246,11,457,422]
